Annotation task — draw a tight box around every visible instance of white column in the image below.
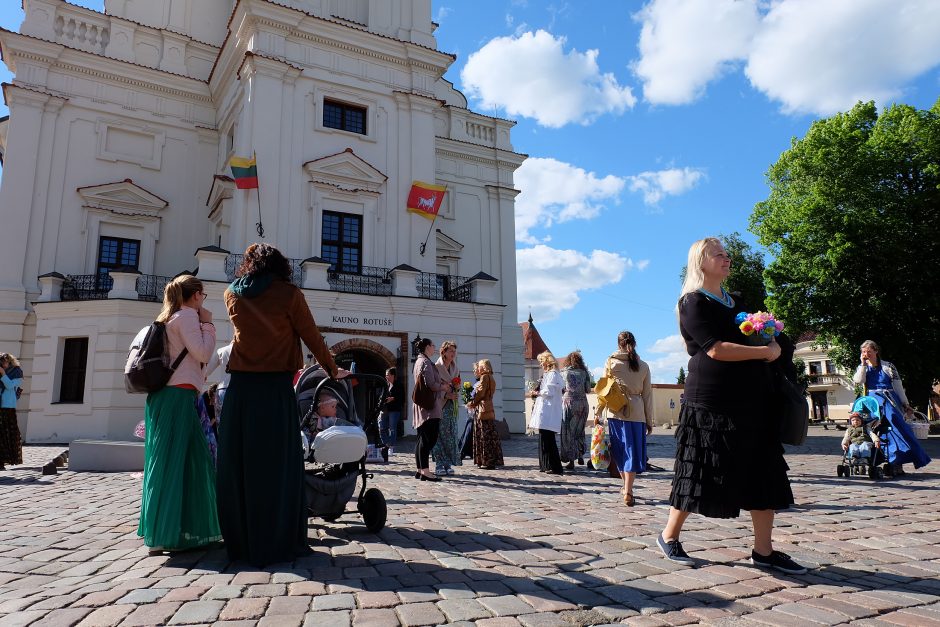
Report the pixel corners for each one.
[195,246,231,282]
[108,270,141,300]
[468,272,499,305]
[391,265,420,297]
[37,273,65,302]
[301,258,331,290]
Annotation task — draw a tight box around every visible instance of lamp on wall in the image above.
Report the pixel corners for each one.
[410,333,423,363]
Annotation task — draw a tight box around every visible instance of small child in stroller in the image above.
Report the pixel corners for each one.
[300,391,353,462]
[837,411,884,479]
[841,411,880,460]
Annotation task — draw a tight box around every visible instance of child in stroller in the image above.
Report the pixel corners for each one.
[295,365,387,532]
[838,411,882,478]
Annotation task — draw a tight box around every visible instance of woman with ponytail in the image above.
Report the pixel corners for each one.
[138,274,221,555]
[596,331,653,506]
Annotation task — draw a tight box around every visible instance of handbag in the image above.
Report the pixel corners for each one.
[590,416,611,470]
[776,370,808,446]
[593,360,627,414]
[412,372,436,411]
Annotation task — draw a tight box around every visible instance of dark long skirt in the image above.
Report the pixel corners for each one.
[217,372,308,565]
[670,402,793,518]
[0,408,22,467]
[538,429,563,474]
[473,416,504,468]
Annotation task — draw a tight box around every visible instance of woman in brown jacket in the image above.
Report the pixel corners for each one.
[468,359,503,469]
[217,243,343,566]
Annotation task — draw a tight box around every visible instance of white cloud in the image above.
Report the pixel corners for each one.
[633,0,759,105]
[645,334,689,384]
[461,30,636,127]
[627,167,705,205]
[434,6,453,24]
[514,157,625,243]
[633,0,940,115]
[516,245,632,321]
[745,0,940,114]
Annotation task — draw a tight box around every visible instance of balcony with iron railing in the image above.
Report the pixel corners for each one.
[807,373,850,388]
[38,250,495,305]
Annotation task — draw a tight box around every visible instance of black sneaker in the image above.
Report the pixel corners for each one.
[656,534,695,566]
[750,550,808,575]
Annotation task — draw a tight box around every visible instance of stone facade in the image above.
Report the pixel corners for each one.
[0,0,526,442]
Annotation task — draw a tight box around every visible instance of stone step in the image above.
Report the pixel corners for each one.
[68,439,144,472]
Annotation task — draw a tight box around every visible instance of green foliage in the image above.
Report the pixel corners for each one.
[750,98,940,408]
[677,367,686,385]
[792,358,811,395]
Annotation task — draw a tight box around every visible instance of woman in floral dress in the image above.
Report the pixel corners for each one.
[559,351,592,470]
[431,341,461,475]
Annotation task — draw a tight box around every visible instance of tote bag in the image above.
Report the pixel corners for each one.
[777,371,808,446]
[590,418,610,470]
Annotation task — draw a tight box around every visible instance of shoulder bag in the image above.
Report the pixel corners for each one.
[776,370,808,446]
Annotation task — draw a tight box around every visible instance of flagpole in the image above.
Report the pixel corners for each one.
[253,151,265,238]
[419,214,437,256]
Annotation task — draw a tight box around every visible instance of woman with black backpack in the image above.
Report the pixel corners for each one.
[0,352,24,470]
[137,275,221,555]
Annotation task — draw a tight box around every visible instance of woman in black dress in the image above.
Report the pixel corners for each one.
[657,237,806,574]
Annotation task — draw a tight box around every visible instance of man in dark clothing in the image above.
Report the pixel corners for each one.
[379,367,405,453]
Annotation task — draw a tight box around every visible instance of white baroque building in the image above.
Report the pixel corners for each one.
[0,0,526,443]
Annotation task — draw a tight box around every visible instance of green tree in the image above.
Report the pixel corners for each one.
[750,99,940,409]
[679,232,767,309]
[677,367,686,384]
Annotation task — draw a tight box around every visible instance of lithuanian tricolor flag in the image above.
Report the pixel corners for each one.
[229,155,259,189]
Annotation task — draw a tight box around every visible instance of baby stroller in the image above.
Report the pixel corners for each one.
[836,397,885,480]
[295,366,387,533]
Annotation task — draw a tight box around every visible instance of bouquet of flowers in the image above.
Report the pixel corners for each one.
[462,381,474,404]
[134,420,146,439]
[735,311,784,341]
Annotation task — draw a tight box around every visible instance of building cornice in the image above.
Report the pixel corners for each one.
[0,29,212,104]
[435,141,527,170]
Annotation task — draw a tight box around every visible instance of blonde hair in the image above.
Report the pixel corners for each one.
[476,359,493,374]
[440,341,457,354]
[157,275,204,323]
[537,351,556,370]
[0,353,20,368]
[679,237,723,299]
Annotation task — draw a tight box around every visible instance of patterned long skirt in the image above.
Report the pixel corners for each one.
[559,393,589,463]
[431,400,462,469]
[473,415,504,468]
[0,408,22,467]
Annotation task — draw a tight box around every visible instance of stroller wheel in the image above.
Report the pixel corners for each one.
[869,466,883,480]
[837,465,845,477]
[883,463,894,478]
[358,487,387,533]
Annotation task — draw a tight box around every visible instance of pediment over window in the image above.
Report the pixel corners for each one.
[302,148,387,193]
[77,179,168,217]
[436,229,464,256]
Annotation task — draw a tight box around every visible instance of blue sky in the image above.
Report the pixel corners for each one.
[3,1,940,381]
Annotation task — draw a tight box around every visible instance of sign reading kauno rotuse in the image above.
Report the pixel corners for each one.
[330,313,394,328]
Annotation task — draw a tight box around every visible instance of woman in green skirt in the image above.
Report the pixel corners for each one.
[218,244,341,566]
[138,275,221,554]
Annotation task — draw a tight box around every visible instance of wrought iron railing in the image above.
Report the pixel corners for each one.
[328,266,393,296]
[61,274,112,301]
[224,253,303,286]
[417,273,472,302]
[136,274,173,303]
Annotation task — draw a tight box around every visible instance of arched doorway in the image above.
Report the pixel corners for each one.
[329,338,399,440]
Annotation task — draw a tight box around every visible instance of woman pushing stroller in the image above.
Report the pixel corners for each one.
[852,340,930,474]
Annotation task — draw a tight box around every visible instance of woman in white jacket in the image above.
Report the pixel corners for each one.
[529,351,564,475]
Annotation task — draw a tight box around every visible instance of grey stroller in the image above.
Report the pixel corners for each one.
[295,366,387,532]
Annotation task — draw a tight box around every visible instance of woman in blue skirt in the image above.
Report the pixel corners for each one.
[596,331,653,506]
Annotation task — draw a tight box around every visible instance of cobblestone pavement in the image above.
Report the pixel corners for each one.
[1,428,939,626]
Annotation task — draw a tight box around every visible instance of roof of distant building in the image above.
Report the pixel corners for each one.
[519,312,550,360]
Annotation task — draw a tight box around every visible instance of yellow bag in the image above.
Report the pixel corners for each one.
[594,360,627,414]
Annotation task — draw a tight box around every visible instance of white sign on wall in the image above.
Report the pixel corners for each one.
[330,313,394,329]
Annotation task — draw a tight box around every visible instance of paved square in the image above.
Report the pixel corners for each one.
[1,428,939,626]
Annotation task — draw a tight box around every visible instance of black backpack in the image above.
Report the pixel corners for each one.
[124,322,188,394]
